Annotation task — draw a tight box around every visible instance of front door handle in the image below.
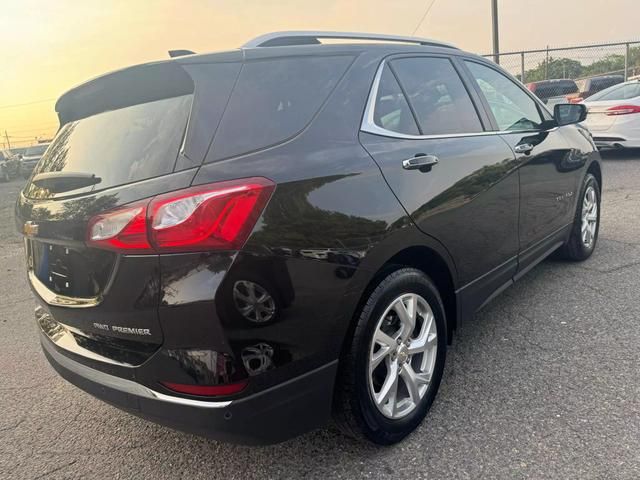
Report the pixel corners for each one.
[402,154,439,171]
[514,143,534,154]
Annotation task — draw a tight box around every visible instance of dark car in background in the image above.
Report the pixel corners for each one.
[16,31,602,446]
[0,149,20,181]
[526,79,578,107]
[20,143,50,178]
[568,75,624,104]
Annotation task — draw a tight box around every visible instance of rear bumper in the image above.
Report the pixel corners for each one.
[41,332,338,445]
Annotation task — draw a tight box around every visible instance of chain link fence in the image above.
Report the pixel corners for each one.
[485,41,640,105]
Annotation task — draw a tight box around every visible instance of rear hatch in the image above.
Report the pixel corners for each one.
[16,60,200,359]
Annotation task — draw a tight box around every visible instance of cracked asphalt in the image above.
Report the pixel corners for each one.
[1,151,639,479]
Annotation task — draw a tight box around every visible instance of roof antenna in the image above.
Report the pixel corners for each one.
[168,49,195,58]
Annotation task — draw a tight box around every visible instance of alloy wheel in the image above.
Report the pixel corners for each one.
[368,293,437,419]
[581,185,598,249]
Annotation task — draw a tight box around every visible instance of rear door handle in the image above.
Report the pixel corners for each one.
[514,143,534,154]
[402,154,439,171]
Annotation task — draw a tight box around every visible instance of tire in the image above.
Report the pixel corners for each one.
[334,268,447,445]
[557,173,600,261]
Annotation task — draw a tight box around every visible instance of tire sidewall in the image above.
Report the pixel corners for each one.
[353,270,447,442]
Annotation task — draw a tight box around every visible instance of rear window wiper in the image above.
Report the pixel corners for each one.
[32,172,102,193]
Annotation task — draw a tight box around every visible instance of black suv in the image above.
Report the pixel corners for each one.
[16,31,601,445]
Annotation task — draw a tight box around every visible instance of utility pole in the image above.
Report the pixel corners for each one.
[4,130,11,150]
[491,0,500,64]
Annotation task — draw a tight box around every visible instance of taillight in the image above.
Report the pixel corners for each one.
[605,105,640,116]
[568,96,583,104]
[87,177,275,253]
[160,380,248,397]
[87,201,152,252]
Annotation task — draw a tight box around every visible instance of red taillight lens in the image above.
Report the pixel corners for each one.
[86,177,275,254]
[160,380,248,397]
[148,177,275,252]
[605,105,640,116]
[87,201,152,252]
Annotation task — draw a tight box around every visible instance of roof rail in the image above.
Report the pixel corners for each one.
[242,31,458,49]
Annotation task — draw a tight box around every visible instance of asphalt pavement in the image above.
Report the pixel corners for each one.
[1,151,639,479]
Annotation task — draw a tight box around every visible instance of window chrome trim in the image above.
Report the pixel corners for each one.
[360,60,554,141]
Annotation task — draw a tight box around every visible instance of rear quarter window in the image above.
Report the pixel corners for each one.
[207,55,354,162]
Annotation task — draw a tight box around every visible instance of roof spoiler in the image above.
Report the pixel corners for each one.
[168,49,196,58]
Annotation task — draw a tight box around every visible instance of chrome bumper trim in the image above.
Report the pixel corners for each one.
[41,335,232,409]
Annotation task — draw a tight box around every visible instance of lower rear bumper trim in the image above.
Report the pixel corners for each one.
[41,333,231,409]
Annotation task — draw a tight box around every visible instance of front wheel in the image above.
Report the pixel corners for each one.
[558,173,600,261]
[334,268,447,445]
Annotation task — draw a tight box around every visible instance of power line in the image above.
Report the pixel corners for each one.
[4,125,58,134]
[412,0,438,36]
[0,98,56,110]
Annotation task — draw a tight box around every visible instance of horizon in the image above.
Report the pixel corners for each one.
[1,0,639,148]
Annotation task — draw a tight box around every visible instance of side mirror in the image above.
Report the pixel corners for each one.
[554,103,587,126]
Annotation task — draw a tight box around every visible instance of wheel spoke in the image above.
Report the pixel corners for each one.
[234,290,251,303]
[407,313,436,354]
[400,363,431,404]
[408,332,436,355]
[371,346,391,370]
[374,329,396,349]
[394,296,416,340]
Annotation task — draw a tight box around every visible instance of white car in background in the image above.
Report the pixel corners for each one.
[582,80,640,149]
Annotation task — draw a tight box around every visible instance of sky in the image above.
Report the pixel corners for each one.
[1,0,639,148]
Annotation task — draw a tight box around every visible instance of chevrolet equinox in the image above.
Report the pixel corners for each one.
[16,31,602,445]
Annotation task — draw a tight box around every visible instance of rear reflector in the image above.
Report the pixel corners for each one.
[160,380,248,396]
[87,177,275,253]
[606,105,640,116]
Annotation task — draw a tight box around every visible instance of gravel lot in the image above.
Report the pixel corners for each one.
[1,151,639,480]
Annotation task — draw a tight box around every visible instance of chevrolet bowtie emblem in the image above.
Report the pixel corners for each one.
[23,221,39,237]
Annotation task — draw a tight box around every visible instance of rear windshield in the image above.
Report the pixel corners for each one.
[25,95,192,199]
[589,82,640,102]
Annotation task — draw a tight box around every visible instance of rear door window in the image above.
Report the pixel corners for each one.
[24,95,192,199]
[465,61,544,132]
[389,57,484,136]
[208,55,353,161]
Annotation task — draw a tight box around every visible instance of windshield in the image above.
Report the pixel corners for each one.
[25,145,48,156]
[24,94,192,199]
